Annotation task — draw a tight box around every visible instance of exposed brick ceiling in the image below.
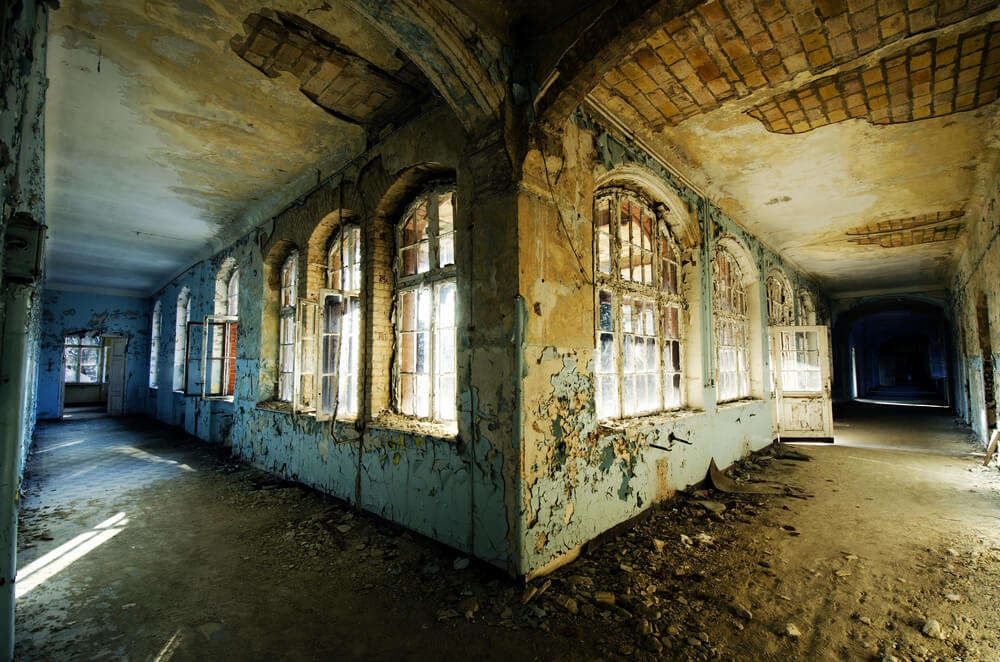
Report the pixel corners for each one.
[231,10,430,130]
[596,0,996,130]
[845,210,966,247]
[747,20,999,133]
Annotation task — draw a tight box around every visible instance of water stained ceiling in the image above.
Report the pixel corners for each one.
[44,0,431,296]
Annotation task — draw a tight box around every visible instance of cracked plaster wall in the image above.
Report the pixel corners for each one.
[950,154,1000,443]
[145,107,516,571]
[512,109,824,575]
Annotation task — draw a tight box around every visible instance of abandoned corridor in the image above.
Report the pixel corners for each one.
[14,405,1000,661]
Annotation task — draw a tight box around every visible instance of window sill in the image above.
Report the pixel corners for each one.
[256,400,294,415]
[716,397,764,410]
[598,407,705,434]
[368,411,459,442]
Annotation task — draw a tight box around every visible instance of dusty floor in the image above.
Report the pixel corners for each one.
[14,403,1000,661]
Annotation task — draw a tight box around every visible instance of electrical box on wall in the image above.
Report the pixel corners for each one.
[3,212,47,283]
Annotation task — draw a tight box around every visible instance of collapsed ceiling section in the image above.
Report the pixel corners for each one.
[230,10,431,130]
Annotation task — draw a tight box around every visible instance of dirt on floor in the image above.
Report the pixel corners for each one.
[13,405,1000,661]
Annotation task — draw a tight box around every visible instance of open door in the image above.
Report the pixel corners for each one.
[770,325,833,441]
[106,336,128,416]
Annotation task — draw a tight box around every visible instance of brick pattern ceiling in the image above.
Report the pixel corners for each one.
[747,20,1000,133]
[231,11,426,128]
[597,0,995,130]
[845,210,966,247]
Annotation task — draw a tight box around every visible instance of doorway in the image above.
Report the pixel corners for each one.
[60,333,128,418]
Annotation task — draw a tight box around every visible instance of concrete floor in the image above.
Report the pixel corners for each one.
[14,406,1000,660]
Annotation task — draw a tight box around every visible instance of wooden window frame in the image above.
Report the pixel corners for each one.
[393,186,458,423]
[594,187,687,420]
[713,248,751,402]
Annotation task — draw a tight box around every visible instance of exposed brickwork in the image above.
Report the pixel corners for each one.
[747,21,1000,133]
[231,10,424,127]
[597,0,995,128]
[846,210,966,247]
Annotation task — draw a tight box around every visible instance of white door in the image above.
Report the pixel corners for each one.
[770,326,833,441]
[106,337,128,416]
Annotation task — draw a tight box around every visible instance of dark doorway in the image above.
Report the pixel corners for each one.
[976,293,995,428]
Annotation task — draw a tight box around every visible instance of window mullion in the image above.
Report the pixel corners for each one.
[429,283,437,421]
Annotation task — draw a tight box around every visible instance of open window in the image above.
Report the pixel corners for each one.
[201,315,237,399]
[183,320,204,396]
[293,299,318,414]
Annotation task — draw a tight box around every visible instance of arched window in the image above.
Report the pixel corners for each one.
[149,300,161,388]
[395,188,456,421]
[317,225,362,418]
[203,262,240,399]
[278,252,298,402]
[594,188,686,419]
[766,272,793,326]
[713,248,750,402]
[173,287,191,391]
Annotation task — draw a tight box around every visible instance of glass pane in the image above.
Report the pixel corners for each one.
[417,287,431,329]
[436,375,456,421]
[401,333,416,372]
[415,331,428,373]
[437,282,456,329]
[402,247,417,276]
[439,233,454,268]
[415,374,430,418]
[438,193,454,234]
[64,347,79,382]
[400,374,415,415]
[598,333,614,373]
[79,348,100,384]
[417,241,430,273]
[599,290,613,332]
[598,375,618,419]
[436,331,456,375]
[401,290,417,332]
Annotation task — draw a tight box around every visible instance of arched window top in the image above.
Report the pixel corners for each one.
[280,251,298,308]
[327,225,361,292]
[398,186,455,278]
[713,248,747,318]
[765,270,793,326]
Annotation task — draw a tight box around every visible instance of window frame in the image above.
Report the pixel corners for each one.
[765,272,793,326]
[393,185,458,423]
[227,269,239,317]
[277,252,298,403]
[316,224,363,421]
[594,187,687,420]
[713,247,751,403]
[64,335,103,385]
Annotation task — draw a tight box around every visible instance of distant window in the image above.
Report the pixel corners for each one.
[395,189,456,421]
[174,288,191,391]
[149,301,161,388]
[766,273,793,326]
[64,335,102,384]
[713,249,750,402]
[278,252,298,402]
[594,189,686,419]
